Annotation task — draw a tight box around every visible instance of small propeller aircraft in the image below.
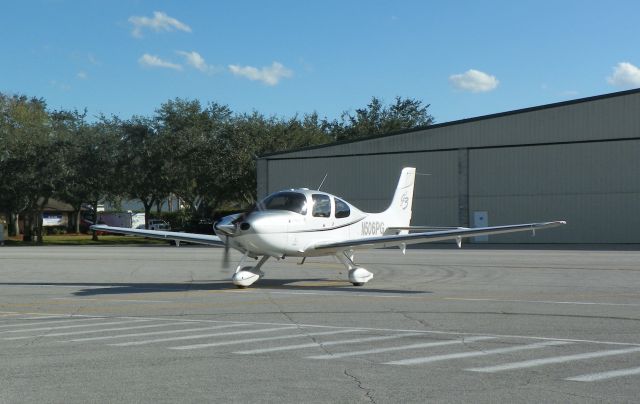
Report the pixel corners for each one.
[91,167,565,288]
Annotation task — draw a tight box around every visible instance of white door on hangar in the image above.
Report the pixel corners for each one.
[473,211,488,242]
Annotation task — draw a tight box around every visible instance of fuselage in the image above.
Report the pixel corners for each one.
[214,189,391,258]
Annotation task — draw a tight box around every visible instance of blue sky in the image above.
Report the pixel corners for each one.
[2,0,639,124]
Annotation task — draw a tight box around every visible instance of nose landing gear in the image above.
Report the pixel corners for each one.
[232,254,269,288]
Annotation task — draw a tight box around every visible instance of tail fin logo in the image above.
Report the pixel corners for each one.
[401,193,409,210]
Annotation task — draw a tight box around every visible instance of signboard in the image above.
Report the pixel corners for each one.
[43,213,67,227]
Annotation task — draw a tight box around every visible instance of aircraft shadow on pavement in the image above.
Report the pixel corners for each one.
[0,280,431,297]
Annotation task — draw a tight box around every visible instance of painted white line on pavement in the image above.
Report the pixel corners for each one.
[566,366,640,382]
[222,289,428,299]
[51,298,172,303]
[170,329,361,350]
[4,322,198,340]
[0,311,98,317]
[4,285,112,289]
[446,298,640,307]
[386,340,571,366]
[65,324,249,342]
[17,316,96,320]
[309,336,495,360]
[110,326,299,347]
[234,333,424,355]
[1,319,149,334]
[0,317,106,329]
[3,311,640,348]
[467,347,640,373]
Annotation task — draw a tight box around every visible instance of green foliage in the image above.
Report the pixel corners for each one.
[154,210,191,230]
[325,96,434,142]
[0,91,433,241]
[51,111,121,235]
[0,94,67,241]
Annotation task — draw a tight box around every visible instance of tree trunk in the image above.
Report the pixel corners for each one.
[11,212,19,237]
[75,209,81,234]
[23,213,32,242]
[143,201,152,229]
[35,197,50,245]
[91,200,99,241]
[36,210,44,245]
[139,198,153,230]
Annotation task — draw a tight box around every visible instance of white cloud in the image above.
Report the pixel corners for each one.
[228,62,293,86]
[50,80,71,91]
[129,11,192,38]
[77,71,88,80]
[87,53,100,65]
[606,62,640,88]
[177,51,207,71]
[176,50,218,74]
[138,53,182,70]
[449,69,499,93]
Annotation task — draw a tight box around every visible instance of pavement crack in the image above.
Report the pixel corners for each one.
[264,292,334,355]
[20,306,87,347]
[393,308,431,329]
[344,368,376,403]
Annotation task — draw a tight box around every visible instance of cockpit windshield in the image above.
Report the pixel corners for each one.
[258,192,308,215]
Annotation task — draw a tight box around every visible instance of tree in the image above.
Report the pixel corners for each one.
[3,91,435,236]
[155,98,232,216]
[54,111,120,235]
[118,116,177,229]
[0,94,65,242]
[327,96,434,142]
[216,112,331,206]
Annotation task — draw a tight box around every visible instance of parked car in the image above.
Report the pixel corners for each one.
[167,218,215,246]
[182,218,215,235]
[147,219,170,231]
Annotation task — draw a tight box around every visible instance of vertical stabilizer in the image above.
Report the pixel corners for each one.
[383,167,416,227]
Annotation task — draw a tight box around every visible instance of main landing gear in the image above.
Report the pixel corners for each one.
[230,251,373,288]
[232,253,269,288]
[337,251,373,286]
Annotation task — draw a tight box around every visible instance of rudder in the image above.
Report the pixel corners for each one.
[383,167,415,227]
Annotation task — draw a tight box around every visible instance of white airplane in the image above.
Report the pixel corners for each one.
[91,167,565,288]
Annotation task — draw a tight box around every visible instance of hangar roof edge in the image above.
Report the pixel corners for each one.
[259,87,640,159]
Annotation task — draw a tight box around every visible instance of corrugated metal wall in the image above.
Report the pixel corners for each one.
[258,90,640,243]
[468,140,640,243]
[263,152,459,227]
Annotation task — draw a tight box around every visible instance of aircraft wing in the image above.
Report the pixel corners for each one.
[90,225,224,246]
[309,221,566,253]
[385,226,466,234]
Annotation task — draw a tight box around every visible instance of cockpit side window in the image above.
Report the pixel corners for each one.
[335,198,350,218]
[260,192,307,215]
[312,194,331,218]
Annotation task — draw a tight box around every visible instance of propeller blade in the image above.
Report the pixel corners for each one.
[222,236,230,269]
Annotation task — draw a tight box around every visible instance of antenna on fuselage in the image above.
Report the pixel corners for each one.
[317,173,328,191]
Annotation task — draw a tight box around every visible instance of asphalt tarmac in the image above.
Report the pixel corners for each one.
[1,245,639,403]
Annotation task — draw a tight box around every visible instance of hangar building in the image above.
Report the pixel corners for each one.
[257,89,640,243]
